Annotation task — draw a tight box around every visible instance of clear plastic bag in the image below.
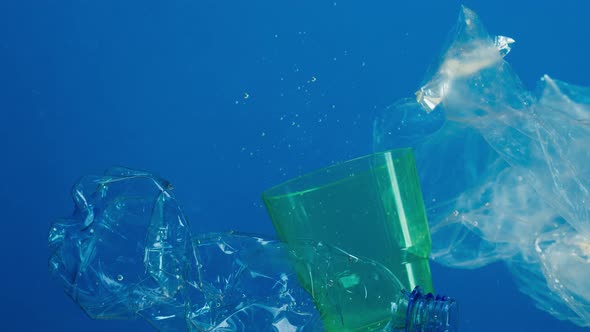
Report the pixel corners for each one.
[374,6,590,327]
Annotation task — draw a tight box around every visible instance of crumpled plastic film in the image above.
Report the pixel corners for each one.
[373,6,590,327]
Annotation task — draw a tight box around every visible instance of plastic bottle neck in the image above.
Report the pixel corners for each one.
[404,286,458,332]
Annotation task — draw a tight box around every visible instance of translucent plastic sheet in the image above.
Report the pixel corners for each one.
[373,6,590,326]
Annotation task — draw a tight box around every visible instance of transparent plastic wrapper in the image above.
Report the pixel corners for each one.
[374,6,590,327]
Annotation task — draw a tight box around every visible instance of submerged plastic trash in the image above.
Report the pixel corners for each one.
[262,149,434,295]
[48,168,191,330]
[48,168,319,331]
[49,168,457,331]
[374,6,590,327]
[263,148,445,330]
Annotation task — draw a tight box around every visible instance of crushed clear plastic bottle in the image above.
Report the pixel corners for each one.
[49,167,457,331]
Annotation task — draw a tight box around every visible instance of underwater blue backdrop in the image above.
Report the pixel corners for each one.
[1,0,588,331]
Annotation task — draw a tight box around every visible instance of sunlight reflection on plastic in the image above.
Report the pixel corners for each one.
[374,6,590,327]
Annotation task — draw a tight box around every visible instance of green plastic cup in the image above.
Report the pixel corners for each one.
[262,148,434,298]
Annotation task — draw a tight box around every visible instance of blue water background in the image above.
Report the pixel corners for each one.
[1,1,588,331]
